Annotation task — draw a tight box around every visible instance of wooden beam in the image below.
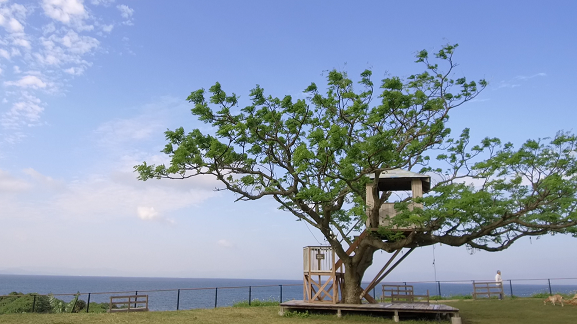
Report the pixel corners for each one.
[362,290,378,304]
[334,230,368,270]
[361,248,402,297]
[360,248,416,299]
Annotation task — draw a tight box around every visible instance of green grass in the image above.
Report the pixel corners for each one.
[530,292,576,299]
[429,294,474,300]
[443,298,576,324]
[233,299,281,307]
[0,298,575,324]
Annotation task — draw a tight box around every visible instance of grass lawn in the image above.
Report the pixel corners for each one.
[0,298,574,324]
[443,298,576,324]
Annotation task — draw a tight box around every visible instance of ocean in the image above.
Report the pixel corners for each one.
[1,275,576,311]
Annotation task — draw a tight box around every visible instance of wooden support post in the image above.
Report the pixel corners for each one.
[362,249,402,296]
[360,248,415,299]
[451,314,462,324]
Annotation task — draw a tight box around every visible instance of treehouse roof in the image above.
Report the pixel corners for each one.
[369,169,431,193]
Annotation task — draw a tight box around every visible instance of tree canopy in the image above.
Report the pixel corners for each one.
[135,44,577,303]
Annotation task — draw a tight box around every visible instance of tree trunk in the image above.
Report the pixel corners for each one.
[340,246,376,304]
[341,268,363,304]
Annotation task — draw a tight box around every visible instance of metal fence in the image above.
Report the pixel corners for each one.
[0,283,303,312]
[384,277,577,298]
[2,277,577,313]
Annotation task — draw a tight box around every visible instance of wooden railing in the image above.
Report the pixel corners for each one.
[381,285,430,304]
[473,282,503,300]
[109,295,149,312]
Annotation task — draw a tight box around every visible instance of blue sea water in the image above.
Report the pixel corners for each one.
[1,275,576,311]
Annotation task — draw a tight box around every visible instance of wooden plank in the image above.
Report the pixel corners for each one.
[109,295,149,312]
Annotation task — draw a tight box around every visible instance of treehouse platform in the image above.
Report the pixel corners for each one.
[279,300,461,323]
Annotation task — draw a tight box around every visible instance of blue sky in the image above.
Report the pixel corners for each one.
[1,1,576,282]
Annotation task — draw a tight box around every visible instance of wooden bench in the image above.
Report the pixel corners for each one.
[109,295,149,312]
[382,285,430,304]
[472,282,503,300]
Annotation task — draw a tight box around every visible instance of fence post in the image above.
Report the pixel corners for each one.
[177,289,180,310]
[509,280,513,297]
[280,285,283,303]
[249,286,252,306]
[135,291,138,308]
[32,295,36,312]
[215,288,218,308]
[548,279,552,295]
[86,293,91,313]
[437,281,442,297]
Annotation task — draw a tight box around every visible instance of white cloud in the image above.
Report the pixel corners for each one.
[91,0,115,5]
[1,93,45,128]
[217,239,234,248]
[0,167,217,223]
[515,73,546,81]
[0,48,10,59]
[0,2,27,33]
[95,114,167,149]
[137,206,159,220]
[497,72,547,89]
[42,0,86,24]
[64,66,84,75]
[1,101,43,128]
[101,24,113,32]
[10,47,21,57]
[0,0,134,140]
[42,22,56,34]
[7,17,23,32]
[58,30,99,54]
[4,75,47,88]
[23,168,62,188]
[117,4,133,25]
[12,37,31,49]
[117,4,133,18]
[0,169,31,193]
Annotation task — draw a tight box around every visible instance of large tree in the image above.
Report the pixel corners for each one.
[135,44,577,304]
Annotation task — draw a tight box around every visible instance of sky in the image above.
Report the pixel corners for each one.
[1,1,576,284]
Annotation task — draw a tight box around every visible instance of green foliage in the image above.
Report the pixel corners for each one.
[530,292,551,298]
[0,292,93,314]
[232,299,280,307]
[0,293,51,314]
[86,301,110,313]
[282,310,310,318]
[48,293,65,313]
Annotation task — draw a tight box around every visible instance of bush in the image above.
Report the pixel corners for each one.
[232,299,280,307]
[0,293,51,314]
[86,302,110,313]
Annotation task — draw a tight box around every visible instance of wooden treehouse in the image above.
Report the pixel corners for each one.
[302,169,432,305]
[291,171,462,322]
[366,169,431,232]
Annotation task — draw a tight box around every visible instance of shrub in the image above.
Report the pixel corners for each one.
[232,298,280,307]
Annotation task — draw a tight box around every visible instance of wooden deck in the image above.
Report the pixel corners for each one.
[279,300,461,323]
